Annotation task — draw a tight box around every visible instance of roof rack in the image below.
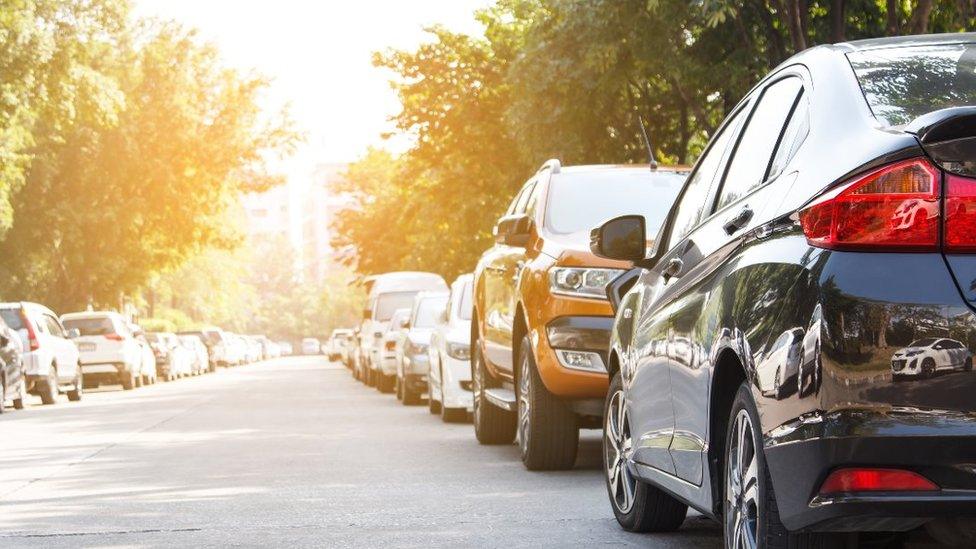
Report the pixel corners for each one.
[538,158,561,174]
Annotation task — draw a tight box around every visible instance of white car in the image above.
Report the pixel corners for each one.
[428,274,474,421]
[892,337,974,380]
[61,311,155,390]
[381,308,412,394]
[301,337,321,356]
[179,335,209,375]
[757,328,804,399]
[147,332,193,380]
[394,292,448,405]
[0,302,82,405]
[358,272,448,387]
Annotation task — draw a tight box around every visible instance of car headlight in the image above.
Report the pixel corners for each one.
[446,342,470,361]
[406,340,428,355]
[549,267,625,299]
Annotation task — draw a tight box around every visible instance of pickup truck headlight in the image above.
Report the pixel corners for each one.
[446,342,470,360]
[549,267,626,299]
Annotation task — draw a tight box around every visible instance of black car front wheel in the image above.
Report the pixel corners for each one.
[725,383,846,548]
[604,370,687,532]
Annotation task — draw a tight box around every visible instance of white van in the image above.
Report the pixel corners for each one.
[356,272,447,392]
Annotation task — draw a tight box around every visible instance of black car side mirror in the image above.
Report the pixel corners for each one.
[493,214,534,247]
[590,215,647,261]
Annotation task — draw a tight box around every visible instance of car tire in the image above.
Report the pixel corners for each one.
[13,375,26,410]
[471,340,516,445]
[516,336,578,471]
[428,383,442,415]
[121,372,135,390]
[442,407,467,423]
[402,380,420,405]
[0,374,7,414]
[134,373,144,388]
[725,383,847,548]
[395,375,403,401]
[605,370,687,532]
[922,357,936,378]
[40,368,58,405]
[378,374,395,394]
[66,370,82,402]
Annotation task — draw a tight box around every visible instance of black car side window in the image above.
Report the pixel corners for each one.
[666,105,749,249]
[717,76,804,211]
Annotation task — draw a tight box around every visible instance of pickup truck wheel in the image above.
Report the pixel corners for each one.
[40,368,58,405]
[517,336,578,471]
[472,342,515,444]
[66,370,82,401]
[605,371,687,532]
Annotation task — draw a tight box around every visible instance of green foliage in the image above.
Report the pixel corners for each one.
[335,0,976,282]
[0,6,297,312]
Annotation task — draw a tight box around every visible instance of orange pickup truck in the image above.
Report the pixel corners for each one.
[470,160,687,470]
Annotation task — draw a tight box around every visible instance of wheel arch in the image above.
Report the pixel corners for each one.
[707,347,747,516]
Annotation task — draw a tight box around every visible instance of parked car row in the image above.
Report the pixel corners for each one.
[0,302,286,412]
[338,35,976,547]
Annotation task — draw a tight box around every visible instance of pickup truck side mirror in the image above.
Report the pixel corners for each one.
[493,214,534,247]
[590,215,647,261]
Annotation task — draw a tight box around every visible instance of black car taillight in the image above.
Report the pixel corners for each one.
[799,158,941,251]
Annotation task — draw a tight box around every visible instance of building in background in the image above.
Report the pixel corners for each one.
[302,163,351,282]
[242,184,292,241]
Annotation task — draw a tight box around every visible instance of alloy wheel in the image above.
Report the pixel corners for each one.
[604,389,635,513]
[517,353,531,456]
[726,409,759,549]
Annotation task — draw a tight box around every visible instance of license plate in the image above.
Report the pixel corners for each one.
[78,342,96,352]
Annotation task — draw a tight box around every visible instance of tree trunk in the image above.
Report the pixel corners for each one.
[758,0,787,66]
[778,0,807,52]
[909,0,934,34]
[831,0,846,42]
[886,0,899,35]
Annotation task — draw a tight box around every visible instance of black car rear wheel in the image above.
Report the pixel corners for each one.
[471,341,515,445]
[604,370,687,532]
[725,383,846,548]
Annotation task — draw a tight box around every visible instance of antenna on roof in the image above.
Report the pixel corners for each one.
[635,114,658,171]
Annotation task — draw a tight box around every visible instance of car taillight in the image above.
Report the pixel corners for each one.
[819,468,938,495]
[105,333,124,341]
[385,341,396,351]
[20,310,39,351]
[944,173,976,252]
[799,158,941,251]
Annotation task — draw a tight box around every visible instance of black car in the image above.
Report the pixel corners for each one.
[591,34,976,546]
[0,318,26,412]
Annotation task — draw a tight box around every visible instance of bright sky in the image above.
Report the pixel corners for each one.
[134,0,491,181]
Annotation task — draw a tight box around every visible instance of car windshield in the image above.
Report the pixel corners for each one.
[909,338,937,347]
[848,43,976,127]
[0,309,24,331]
[63,317,116,336]
[545,170,686,235]
[375,291,418,321]
[414,296,448,328]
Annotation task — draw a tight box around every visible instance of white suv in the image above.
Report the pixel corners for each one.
[428,274,474,422]
[0,302,82,404]
[61,311,154,390]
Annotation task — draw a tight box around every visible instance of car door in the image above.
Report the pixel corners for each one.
[43,313,78,382]
[666,74,807,484]
[482,178,536,374]
[628,102,749,473]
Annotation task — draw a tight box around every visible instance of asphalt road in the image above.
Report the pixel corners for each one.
[0,356,724,548]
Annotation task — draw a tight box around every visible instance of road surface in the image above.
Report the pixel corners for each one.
[0,356,729,547]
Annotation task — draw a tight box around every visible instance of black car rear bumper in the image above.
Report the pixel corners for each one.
[764,410,976,532]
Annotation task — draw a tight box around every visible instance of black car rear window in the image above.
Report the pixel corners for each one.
[848,43,976,127]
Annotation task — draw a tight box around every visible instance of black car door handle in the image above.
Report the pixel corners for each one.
[723,205,754,235]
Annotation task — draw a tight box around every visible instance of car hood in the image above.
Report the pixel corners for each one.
[538,229,636,269]
[893,347,926,356]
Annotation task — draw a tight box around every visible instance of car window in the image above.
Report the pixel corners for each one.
[458,280,472,321]
[848,43,976,127]
[514,180,536,214]
[667,105,749,248]
[0,309,23,331]
[44,315,64,337]
[505,180,531,216]
[413,296,448,328]
[717,77,804,211]
[768,92,809,180]
[63,317,116,336]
